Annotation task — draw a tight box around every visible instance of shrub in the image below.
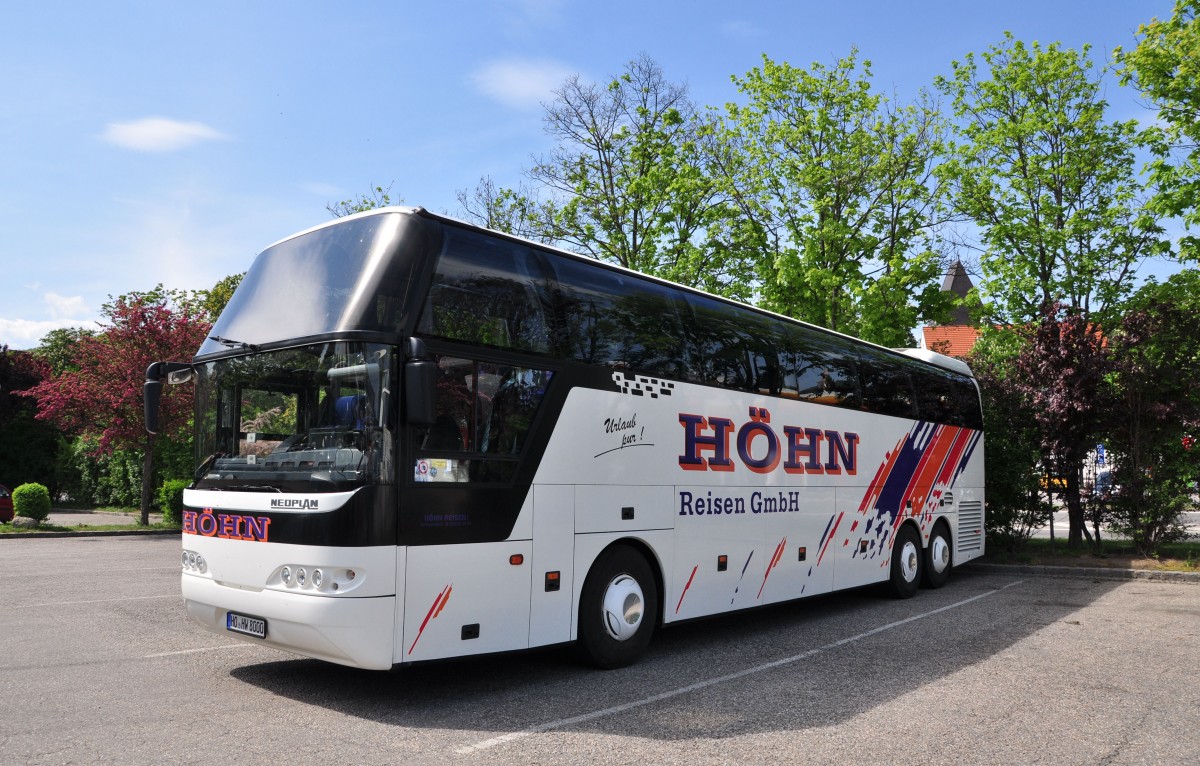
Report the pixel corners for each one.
[157,479,190,526]
[13,482,51,523]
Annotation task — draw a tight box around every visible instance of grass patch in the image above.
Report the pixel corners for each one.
[0,521,180,535]
[984,536,1200,572]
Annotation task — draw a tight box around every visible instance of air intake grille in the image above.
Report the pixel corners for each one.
[958,501,984,554]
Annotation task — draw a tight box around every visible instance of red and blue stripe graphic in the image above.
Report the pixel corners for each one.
[818,422,980,566]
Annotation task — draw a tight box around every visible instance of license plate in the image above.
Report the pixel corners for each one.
[226,611,267,639]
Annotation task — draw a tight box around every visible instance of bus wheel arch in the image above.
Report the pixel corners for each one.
[576,541,661,669]
[921,519,953,589]
[885,522,923,599]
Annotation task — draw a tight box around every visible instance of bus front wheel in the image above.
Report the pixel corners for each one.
[576,545,658,669]
[886,525,922,599]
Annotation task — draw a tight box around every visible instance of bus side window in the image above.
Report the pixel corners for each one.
[780,325,861,409]
[861,366,917,419]
[682,292,772,392]
[549,257,685,379]
[421,356,474,451]
[416,356,553,478]
[914,368,981,428]
[480,366,553,455]
[418,230,552,354]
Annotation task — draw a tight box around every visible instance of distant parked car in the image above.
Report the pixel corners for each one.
[0,484,13,523]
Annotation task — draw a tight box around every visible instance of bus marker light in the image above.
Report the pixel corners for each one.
[545,571,560,592]
[798,547,807,561]
[717,555,728,572]
[509,554,524,566]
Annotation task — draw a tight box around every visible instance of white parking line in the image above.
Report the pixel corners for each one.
[144,644,256,658]
[10,594,178,609]
[0,566,179,579]
[456,580,1026,755]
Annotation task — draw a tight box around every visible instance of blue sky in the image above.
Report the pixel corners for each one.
[0,0,1179,349]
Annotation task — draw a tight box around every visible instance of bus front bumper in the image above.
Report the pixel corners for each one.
[182,576,396,670]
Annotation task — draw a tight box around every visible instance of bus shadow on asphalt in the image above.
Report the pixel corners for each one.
[229,568,1121,741]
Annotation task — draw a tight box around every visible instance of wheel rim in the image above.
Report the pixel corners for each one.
[601,574,644,642]
[900,540,920,583]
[931,534,950,574]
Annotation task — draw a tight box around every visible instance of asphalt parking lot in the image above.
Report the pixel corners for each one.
[3,535,1199,765]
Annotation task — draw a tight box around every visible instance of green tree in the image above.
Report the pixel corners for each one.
[199,272,245,319]
[1103,270,1200,553]
[968,330,1050,550]
[327,183,400,218]
[530,54,753,299]
[936,34,1167,326]
[0,346,60,493]
[455,176,558,243]
[719,50,954,345]
[1117,1,1200,260]
[32,327,95,375]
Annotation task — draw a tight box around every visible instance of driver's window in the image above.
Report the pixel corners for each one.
[414,355,552,483]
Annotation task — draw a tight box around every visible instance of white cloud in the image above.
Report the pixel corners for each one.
[0,292,98,349]
[0,317,99,350]
[101,117,228,153]
[470,58,575,110]
[44,292,89,320]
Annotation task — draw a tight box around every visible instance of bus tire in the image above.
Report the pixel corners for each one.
[922,521,953,589]
[886,524,922,599]
[576,545,657,669]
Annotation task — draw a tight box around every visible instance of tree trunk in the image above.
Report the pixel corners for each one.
[1064,473,1085,549]
[140,433,156,525]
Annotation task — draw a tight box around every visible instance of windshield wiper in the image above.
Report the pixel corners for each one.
[209,335,259,351]
[195,452,224,480]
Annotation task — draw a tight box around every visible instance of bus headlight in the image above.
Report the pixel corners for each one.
[181,550,206,573]
[273,564,361,592]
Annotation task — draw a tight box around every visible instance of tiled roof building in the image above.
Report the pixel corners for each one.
[919,261,981,358]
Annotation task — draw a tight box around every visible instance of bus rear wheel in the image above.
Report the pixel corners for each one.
[576,545,657,669]
[921,521,952,589]
[886,524,922,599]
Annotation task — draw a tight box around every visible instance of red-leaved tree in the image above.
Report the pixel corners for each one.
[1012,303,1111,549]
[23,289,211,522]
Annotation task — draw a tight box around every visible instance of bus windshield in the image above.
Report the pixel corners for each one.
[192,341,394,492]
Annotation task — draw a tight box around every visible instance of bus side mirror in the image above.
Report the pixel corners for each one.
[144,361,195,435]
[405,359,437,426]
[144,379,163,435]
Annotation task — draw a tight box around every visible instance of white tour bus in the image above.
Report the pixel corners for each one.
[145,207,984,670]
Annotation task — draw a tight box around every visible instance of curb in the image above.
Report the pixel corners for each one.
[965,561,1200,584]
